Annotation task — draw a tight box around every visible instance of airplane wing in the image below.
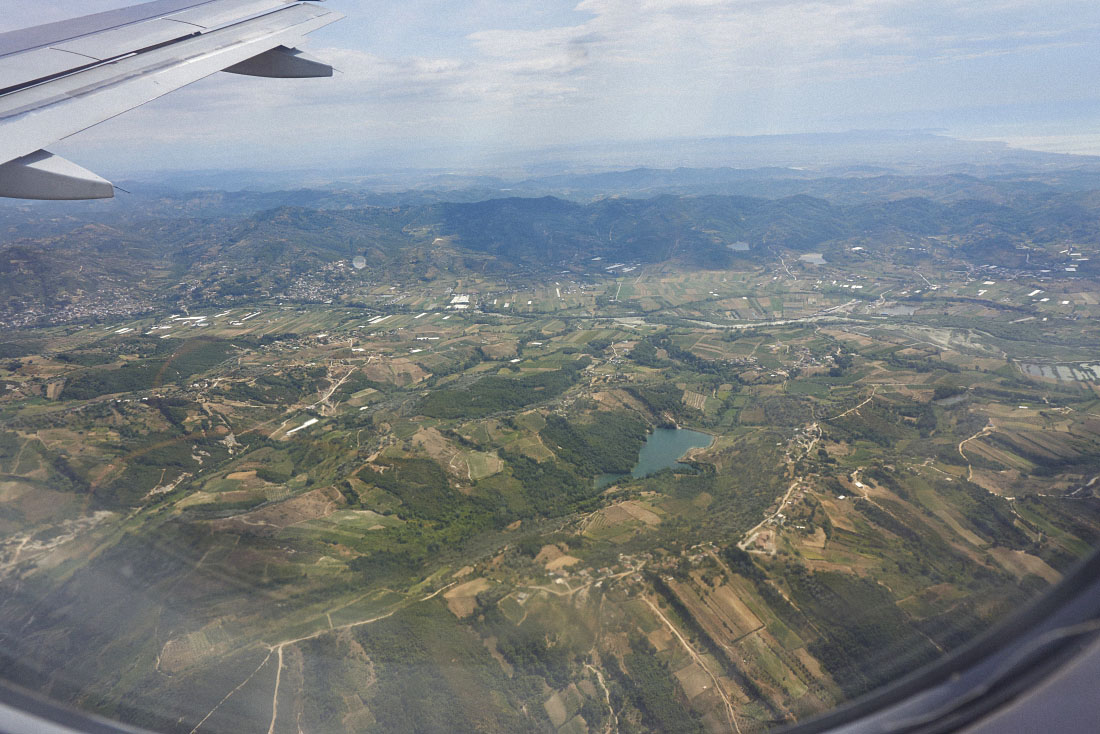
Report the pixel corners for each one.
[0,0,343,200]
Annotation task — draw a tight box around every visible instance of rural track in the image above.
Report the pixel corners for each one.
[584,662,618,734]
[958,422,995,482]
[740,423,820,550]
[643,596,742,734]
[828,385,877,421]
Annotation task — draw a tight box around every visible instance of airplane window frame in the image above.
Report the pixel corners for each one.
[1,548,1097,734]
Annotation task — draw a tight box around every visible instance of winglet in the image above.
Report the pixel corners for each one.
[0,150,114,200]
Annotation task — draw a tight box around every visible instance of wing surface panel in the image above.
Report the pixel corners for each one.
[166,0,303,30]
[0,0,226,56]
[0,0,300,92]
[0,48,98,92]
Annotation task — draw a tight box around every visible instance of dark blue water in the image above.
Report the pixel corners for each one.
[597,428,713,487]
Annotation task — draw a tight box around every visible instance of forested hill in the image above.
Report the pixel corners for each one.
[196,190,1100,268]
[249,191,1100,268]
[5,188,1100,320]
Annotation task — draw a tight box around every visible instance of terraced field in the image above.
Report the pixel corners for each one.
[1,254,1099,734]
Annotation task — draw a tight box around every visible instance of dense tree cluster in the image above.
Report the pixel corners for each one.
[417,359,589,419]
[539,412,649,476]
[61,338,233,400]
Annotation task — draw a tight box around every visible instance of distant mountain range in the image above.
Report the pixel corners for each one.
[94,129,1100,195]
[5,140,1100,324]
[4,182,1100,323]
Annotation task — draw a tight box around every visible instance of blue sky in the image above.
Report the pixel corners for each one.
[6,0,1100,173]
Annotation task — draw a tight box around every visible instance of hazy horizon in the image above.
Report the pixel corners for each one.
[6,1,1100,175]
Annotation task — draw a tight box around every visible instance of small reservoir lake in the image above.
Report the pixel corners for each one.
[598,428,713,487]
